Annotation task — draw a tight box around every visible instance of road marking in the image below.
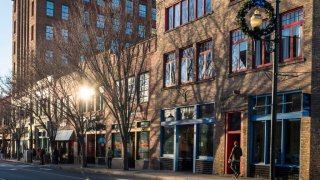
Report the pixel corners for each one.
[117,179,132,180]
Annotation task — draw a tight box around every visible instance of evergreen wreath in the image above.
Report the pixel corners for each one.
[236,0,276,40]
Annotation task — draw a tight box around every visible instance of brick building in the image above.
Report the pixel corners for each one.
[149,0,320,179]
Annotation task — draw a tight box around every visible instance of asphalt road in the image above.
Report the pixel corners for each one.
[0,160,139,180]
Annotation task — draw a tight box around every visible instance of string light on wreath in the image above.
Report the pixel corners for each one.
[236,0,276,40]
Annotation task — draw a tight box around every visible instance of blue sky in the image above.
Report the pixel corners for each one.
[0,1,13,78]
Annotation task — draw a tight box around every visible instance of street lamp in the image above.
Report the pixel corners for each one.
[248,1,280,179]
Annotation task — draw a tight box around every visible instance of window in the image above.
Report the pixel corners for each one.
[180,47,193,83]
[197,0,203,17]
[252,121,265,163]
[14,21,16,34]
[46,25,53,40]
[199,103,214,118]
[139,4,147,17]
[111,40,119,53]
[205,0,212,14]
[254,22,272,68]
[181,0,187,24]
[96,14,105,29]
[189,0,195,21]
[164,53,176,87]
[61,5,69,20]
[126,0,133,14]
[113,19,119,32]
[83,11,90,26]
[228,112,241,131]
[31,1,34,16]
[162,127,174,155]
[112,133,122,157]
[198,124,213,157]
[231,30,248,72]
[126,22,133,35]
[198,41,213,80]
[96,36,104,51]
[179,106,195,120]
[112,0,120,9]
[31,25,34,41]
[152,8,156,20]
[174,4,180,28]
[138,25,145,38]
[81,33,89,46]
[96,94,103,111]
[96,134,106,157]
[61,29,68,42]
[139,73,149,103]
[164,109,175,122]
[151,28,156,36]
[46,1,54,17]
[96,0,105,7]
[251,119,300,166]
[83,0,90,3]
[167,6,174,30]
[281,9,303,61]
[45,50,53,62]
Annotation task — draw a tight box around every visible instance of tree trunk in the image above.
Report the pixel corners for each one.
[16,139,20,161]
[122,137,129,170]
[80,139,87,168]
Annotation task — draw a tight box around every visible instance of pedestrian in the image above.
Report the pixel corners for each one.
[32,148,36,160]
[228,141,242,178]
[40,148,45,165]
[3,147,7,160]
[107,147,113,169]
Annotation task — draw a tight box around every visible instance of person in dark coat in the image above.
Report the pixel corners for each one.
[228,141,242,178]
[107,147,113,169]
[59,146,64,164]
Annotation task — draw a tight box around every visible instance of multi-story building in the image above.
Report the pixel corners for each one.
[12,0,156,89]
[150,0,320,179]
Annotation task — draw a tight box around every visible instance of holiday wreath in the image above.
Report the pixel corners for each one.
[236,0,276,39]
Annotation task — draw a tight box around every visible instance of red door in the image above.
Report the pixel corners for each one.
[225,112,242,174]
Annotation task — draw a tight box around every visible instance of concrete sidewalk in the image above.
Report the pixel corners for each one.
[4,159,257,180]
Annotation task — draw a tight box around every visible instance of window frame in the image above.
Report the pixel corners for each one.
[280,8,304,62]
[139,72,149,103]
[45,25,54,40]
[230,30,248,73]
[180,47,194,84]
[164,52,176,87]
[61,5,69,20]
[96,14,105,29]
[197,40,213,81]
[139,4,147,18]
[138,25,145,38]
[46,1,54,17]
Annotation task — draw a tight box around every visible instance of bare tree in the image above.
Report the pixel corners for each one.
[33,3,155,170]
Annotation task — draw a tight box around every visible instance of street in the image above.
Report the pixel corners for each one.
[0,161,139,180]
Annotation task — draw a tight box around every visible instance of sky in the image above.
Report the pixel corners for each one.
[0,1,13,78]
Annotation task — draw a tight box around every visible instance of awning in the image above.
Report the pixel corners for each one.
[55,130,74,141]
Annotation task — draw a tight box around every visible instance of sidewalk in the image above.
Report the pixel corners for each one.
[4,159,258,180]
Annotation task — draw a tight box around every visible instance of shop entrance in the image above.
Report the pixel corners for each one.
[225,112,242,174]
[178,125,194,172]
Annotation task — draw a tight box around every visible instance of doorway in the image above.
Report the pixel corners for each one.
[127,132,135,168]
[178,125,194,171]
[225,112,242,174]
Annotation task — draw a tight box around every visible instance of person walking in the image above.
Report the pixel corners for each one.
[107,147,113,169]
[228,141,242,178]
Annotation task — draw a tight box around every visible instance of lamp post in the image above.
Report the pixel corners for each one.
[249,1,280,179]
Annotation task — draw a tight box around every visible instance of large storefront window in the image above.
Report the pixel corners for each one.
[199,103,214,118]
[198,124,213,157]
[285,120,300,165]
[112,133,122,158]
[162,127,174,155]
[252,121,265,163]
